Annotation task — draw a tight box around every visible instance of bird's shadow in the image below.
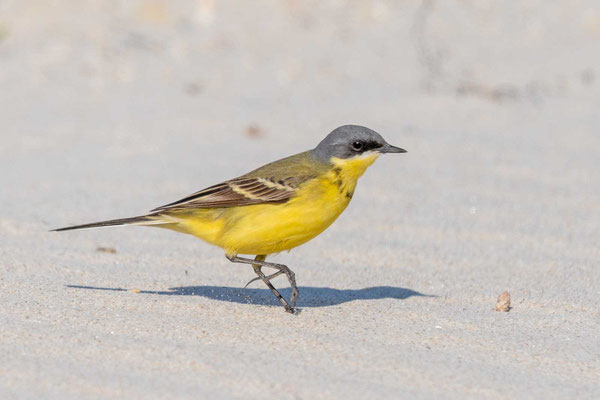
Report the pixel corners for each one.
[66,284,434,308]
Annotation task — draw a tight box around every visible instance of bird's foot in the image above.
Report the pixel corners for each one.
[243,270,285,288]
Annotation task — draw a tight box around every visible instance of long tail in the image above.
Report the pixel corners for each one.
[51,215,167,232]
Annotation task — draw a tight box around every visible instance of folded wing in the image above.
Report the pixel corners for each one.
[151,177,300,211]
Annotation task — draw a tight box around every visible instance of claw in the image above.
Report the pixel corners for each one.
[243,270,285,288]
[243,276,262,288]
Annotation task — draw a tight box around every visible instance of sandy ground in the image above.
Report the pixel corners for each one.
[1,1,599,399]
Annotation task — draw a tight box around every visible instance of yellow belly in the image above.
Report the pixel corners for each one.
[169,177,350,255]
[162,153,378,256]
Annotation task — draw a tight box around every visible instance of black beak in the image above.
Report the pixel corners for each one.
[380,143,407,154]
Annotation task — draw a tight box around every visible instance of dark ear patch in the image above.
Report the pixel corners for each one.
[361,140,383,152]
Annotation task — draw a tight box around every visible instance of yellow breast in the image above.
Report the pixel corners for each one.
[171,152,380,256]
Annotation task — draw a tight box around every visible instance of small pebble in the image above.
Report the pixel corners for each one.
[96,246,117,254]
[244,124,265,138]
[495,291,511,312]
[184,82,203,96]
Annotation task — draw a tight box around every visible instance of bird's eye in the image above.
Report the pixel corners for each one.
[351,141,364,151]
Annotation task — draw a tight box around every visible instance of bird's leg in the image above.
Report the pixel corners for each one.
[249,256,293,313]
[250,256,298,308]
[226,254,299,312]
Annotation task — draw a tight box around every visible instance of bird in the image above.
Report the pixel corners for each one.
[53,125,407,313]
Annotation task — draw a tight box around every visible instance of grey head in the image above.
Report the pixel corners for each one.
[311,125,406,162]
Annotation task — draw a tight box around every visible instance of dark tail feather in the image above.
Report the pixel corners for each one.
[51,215,160,232]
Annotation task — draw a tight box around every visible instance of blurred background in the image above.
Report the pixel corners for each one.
[1,1,599,399]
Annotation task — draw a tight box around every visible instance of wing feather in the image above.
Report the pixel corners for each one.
[151,177,300,212]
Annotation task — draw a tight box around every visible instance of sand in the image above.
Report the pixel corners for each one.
[1,1,599,399]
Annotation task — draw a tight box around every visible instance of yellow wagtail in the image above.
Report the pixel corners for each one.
[54,125,406,313]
